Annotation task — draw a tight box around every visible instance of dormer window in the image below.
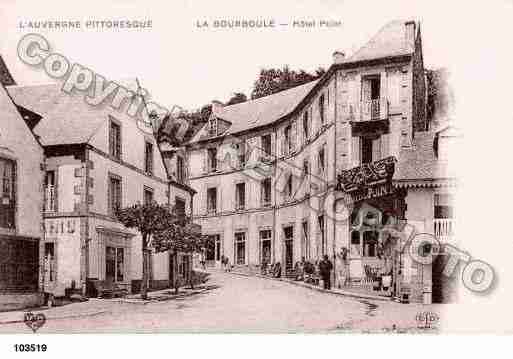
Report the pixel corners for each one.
[208,117,218,136]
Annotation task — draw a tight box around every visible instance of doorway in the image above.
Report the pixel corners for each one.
[284,226,294,273]
[235,232,246,265]
[205,234,220,267]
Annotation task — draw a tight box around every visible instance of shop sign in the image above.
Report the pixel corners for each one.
[44,218,78,235]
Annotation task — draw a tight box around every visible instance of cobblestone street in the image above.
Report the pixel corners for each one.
[0,272,443,333]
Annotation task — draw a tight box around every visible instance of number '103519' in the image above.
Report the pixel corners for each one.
[14,344,47,352]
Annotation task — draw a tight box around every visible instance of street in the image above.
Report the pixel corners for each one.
[0,272,442,333]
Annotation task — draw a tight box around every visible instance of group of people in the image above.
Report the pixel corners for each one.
[292,255,334,290]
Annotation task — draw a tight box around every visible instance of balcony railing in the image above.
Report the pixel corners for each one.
[434,218,454,241]
[361,99,381,120]
[348,98,389,122]
[44,185,56,212]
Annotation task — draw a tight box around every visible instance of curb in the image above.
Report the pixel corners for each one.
[226,270,390,302]
[113,287,212,305]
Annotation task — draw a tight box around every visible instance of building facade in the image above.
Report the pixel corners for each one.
[0,75,45,310]
[8,82,196,297]
[185,20,456,303]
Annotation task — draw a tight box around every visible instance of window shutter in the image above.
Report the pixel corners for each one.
[381,134,389,158]
[372,137,382,161]
[352,136,360,167]
[380,71,388,120]
[291,121,297,152]
[202,150,207,173]
[107,180,112,215]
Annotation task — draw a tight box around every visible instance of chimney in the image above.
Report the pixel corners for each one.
[405,21,416,49]
[332,51,345,64]
[211,100,224,114]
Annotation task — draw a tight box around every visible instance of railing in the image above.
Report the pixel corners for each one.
[44,185,56,212]
[361,99,381,120]
[434,218,454,241]
[349,98,389,122]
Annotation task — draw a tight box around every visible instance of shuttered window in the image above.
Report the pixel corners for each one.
[109,121,121,159]
[0,158,15,229]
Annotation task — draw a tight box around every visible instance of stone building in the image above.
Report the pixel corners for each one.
[0,60,45,310]
[7,81,196,297]
[184,20,456,303]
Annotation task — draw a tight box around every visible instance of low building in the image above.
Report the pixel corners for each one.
[184,20,456,303]
[8,81,196,297]
[0,62,45,310]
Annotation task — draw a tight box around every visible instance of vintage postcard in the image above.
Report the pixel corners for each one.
[0,0,512,352]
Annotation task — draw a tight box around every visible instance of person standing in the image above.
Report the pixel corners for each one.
[319,255,333,290]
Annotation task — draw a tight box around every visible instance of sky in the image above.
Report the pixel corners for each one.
[2,0,504,111]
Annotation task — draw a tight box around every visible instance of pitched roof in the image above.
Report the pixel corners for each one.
[394,131,449,181]
[192,20,417,142]
[212,80,319,137]
[0,55,16,86]
[343,20,416,64]
[7,83,110,146]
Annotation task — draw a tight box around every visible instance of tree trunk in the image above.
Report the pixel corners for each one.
[173,252,179,295]
[189,255,194,290]
[141,248,149,300]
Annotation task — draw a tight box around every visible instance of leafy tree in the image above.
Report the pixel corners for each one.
[226,92,248,105]
[116,202,172,300]
[153,214,210,293]
[251,65,326,99]
[426,68,453,124]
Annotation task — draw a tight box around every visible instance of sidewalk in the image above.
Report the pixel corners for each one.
[224,269,391,302]
[0,299,110,325]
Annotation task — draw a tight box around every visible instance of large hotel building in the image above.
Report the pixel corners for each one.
[181,20,457,303]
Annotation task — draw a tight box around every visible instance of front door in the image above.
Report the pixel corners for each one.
[285,240,294,273]
[206,235,221,267]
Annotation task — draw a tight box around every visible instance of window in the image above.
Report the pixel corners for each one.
[261,134,272,157]
[109,120,121,159]
[176,156,185,183]
[44,170,56,212]
[318,147,325,173]
[235,182,246,210]
[108,175,122,216]
[143,187,153,205]
[434,194,453,219]
[361,137,373,164]
[145,141,153,174]
[237,142,246,167]
[261,178,272,206]
[302,221,310,259]
[0,158,15,229]
[207,187,217,214]
[370,78,380,100]
[350,230,361,256]
[106,246,124,282]
[284,125,291,155]
[235,232,246,265]
[207,148,217,172]
[175,197,186,219]
[318,215,326,255]
[208,118,217,136]
[363,231,378,257]
[260,230,272,264]
[303,111,309,140]
[285,174,293,200]
[319,94,325,125]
